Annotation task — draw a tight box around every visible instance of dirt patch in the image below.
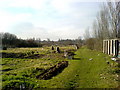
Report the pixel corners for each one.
[1,52,44,59]
[36,61,68,80]
[24,54,44,59]
[0,64,6,65]
[2,68,13,72]
[2,52,25,58]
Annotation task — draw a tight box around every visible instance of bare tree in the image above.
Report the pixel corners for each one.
[92,20,98,38]
[90,1,119,51]
[84,27,90,40]
[116,1,120,38]
[106,1,119,38]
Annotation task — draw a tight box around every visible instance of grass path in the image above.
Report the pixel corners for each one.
[39,47,118,88]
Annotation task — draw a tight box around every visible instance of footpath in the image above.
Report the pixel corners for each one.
[40,47,118,88]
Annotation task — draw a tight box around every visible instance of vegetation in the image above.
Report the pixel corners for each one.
[0,1,120,89]
[0,32,83,49]
[36,47,119,88]
[1,46,119,89]
[1,46,75,89]
[0,32,41,48]
[84,1,120,51]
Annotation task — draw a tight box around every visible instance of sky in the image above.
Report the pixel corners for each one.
[0,0,103,41]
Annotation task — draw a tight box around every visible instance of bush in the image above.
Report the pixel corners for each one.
[85,38,95,50]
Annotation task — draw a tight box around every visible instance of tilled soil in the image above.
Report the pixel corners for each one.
[36,61,68,80]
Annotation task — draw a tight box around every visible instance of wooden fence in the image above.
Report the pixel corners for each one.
[103,39,120,58]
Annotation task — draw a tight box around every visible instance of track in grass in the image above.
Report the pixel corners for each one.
[38,47,118,88]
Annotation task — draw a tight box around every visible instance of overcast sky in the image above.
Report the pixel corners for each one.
[0,0,103,40]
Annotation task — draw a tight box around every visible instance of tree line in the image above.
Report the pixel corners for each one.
[0,32,42,49]
[84,1,120,51]
[0,32,84,49]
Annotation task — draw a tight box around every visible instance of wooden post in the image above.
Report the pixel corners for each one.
[104,40,106,54]
[106,41,108,54]
[110,40,113,55]
[105,41,107,54]
[51,45,54,50]
[103,39,120,57]
[108,40,110,55]
[118,41,120,58]
[112,40,114,55]
[115,40,119,57]
[113,40,116,56]
[103,40,105,53]
[56,46,60,53]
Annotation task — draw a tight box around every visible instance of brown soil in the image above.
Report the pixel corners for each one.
[1,52,44,59]
[36,61,68,80]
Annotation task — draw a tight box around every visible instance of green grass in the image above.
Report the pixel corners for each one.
[35,47,118,88]
[1,46,119,89]
[74,47,118,88]
[1,46,74,89]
